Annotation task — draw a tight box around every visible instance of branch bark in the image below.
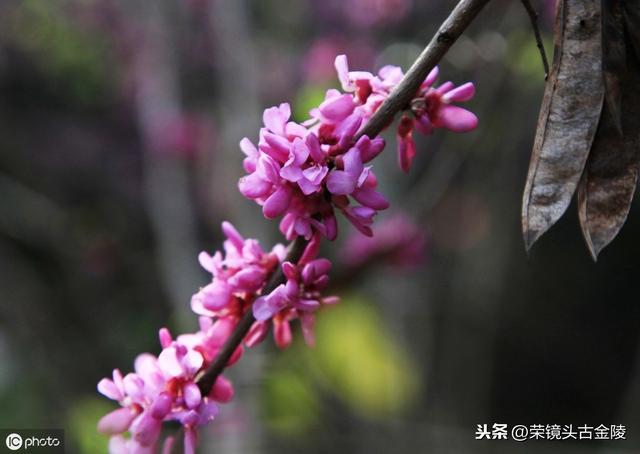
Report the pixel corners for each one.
[520,0,550,79]
[355,0,491,141]
[197,0,492,396]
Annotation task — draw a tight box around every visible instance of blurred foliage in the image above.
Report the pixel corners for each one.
[262,368,321,436]
[0,379,42,428]
[1,0,639,451]
[313,298,419,416]
[5,0,114,107]
[67,397,111,454]
[505,29,553,85]
[262,297,419,437]
[293,84,328,122]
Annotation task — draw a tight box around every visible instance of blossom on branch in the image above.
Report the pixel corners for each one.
[238,101,389,240]
[98,41,481,452]
[252,256,339,348]
[190,221,285,318]
[97,320,234,454]
[335,54,478,172]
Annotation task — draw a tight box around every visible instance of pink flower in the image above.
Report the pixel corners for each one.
[240,101,389,240]
[396,71,477,171]
[99,50,483,454]
[280,135,329,196]
[252,251,338,348]
[191,222,283,317]
[335,54,477,172]
[97,324,229,452]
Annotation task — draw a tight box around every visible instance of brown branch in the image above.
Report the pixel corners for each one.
[196,236,307,395]
[197,0,494,396]
[520,0,550,79]
[355,0,492,141]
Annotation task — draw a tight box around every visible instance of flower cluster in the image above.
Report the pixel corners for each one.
[239,55,476,243]
[97,319,234,454]
[190,221,285,322]
[252,253,340,348]
[98,223,337,452]
[238,102,388,240]
[334,55,477,172]
[98,52,478,454]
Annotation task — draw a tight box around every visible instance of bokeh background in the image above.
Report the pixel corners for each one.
[1,0,639,453]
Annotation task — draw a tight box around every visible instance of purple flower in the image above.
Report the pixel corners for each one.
[280,135,329,195]
[190,222,282,317]
[335,54,478,172]
[97,320,236,452]
[396,70,477,171]
[252,251,339,348]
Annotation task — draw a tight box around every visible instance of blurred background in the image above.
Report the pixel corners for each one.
[1,0,639,452]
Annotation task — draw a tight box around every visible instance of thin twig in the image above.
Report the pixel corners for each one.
[355,0,492,141]
[196,0,494,396]
[520,0,550,79]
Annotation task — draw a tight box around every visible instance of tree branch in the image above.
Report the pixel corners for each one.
[355,0,492,141]
[197,0,493,396]
[520,0,550,79]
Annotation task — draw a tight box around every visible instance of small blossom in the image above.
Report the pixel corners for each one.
[99,50,478,454]
[239,100,389,240]
[335,54,478,172]
[190,222,283,317]
[252,250,339,348]
[97,320,238,452]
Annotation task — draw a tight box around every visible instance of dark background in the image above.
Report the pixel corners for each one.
[0,0,638,452]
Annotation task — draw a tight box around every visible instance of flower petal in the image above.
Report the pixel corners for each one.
[97,408,136,435]
[183,382,202,409]
[263,104,290,136]
[342,147,363,180]
[261,132,291,162]
[304,165,327,185]
[238,173,272,199]
[228,267,265,292]
[221,221,244,251]
[306,133,325,163]
[262,185,292,219]
[397,133,416,173]
[245,321,269,347]
[97,378,122,401]
[442,82,475,103]
[274,319,292,349]
[239,138,258,158]
[424,65,439,87]
[211,376,234,403]
[319,94,355,122]
[253,293,285,321]
[199,282,232,311]
[352,187,390,210]
[436,105,478,132]
[150,392,173,419]
[326,170,356,195]
[130,412,162,447]
[335,54,352,91]
[297,176,322,195]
